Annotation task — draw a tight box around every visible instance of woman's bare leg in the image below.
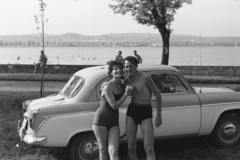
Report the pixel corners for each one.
[93,125,109,160]
[108,126,120,160]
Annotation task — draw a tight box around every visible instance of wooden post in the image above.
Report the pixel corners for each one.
[40,63,45,97]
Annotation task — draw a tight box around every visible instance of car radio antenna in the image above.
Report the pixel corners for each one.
[199,30,202,93]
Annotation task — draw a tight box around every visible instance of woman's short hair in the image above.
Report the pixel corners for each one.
[108,60,123,76]
[123,56,138,65]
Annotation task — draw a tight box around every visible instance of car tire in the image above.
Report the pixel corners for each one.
[69,133,99,160]
[211,113,240,148]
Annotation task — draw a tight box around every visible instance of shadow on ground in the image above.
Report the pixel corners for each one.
[119,136,212,160]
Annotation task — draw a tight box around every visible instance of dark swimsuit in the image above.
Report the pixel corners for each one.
[126,103,153,125]
[93,91,124,130]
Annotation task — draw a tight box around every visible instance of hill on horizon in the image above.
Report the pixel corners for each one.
[0,33,239,43]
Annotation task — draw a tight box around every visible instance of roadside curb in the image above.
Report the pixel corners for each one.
[0,74,71,82]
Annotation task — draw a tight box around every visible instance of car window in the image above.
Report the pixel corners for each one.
[151,73,187,94]
[60,76,84,98]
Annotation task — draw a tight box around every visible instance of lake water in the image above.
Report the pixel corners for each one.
[0,47,239,66]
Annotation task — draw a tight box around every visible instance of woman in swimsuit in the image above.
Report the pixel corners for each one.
[92,61,133,160]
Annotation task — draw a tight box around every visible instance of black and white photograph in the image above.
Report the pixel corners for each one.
[1,0,240,160]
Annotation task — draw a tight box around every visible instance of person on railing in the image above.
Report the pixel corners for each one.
[33,50,48,74]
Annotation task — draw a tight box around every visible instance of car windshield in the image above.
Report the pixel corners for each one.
[60,76,84,98]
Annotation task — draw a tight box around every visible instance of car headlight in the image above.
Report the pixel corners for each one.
[22,100,32,113]
[22,107,38,129]
[31,109,38,127]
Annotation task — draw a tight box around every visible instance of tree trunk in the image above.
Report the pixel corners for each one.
[160,29,170,65]
[149,3,171,65]
[40,64,45,97]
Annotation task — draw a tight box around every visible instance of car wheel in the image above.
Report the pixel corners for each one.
[211,113,240,148]
[69,133,99,160]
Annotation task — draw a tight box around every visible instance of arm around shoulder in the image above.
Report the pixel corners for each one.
[104,83,132,110]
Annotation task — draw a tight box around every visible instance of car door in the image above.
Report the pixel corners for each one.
[148,71,201,138]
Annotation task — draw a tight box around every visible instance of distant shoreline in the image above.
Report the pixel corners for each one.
[0,32,239,48]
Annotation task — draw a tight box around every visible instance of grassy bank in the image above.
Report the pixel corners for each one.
[0,91,69,160]
[1,91,240,160]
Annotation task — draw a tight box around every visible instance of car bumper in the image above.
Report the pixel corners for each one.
[18,119,46,145]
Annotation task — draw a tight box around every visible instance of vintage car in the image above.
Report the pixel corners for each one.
[18,65,240,160]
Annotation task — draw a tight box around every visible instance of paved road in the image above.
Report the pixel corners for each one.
[0,81,66,92]
[0,80,240,92]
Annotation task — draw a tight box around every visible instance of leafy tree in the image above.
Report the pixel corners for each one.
[34,0,48,51]
[34,0,48,97]
[109,0,192,65]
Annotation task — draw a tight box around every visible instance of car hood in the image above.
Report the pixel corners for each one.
[194,87,234,93]
[196,87,240,106]
[27,94,64,113]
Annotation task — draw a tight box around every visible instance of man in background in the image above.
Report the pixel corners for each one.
[133,50,142,64]
[33,50,48,74]
[115,50,124,63]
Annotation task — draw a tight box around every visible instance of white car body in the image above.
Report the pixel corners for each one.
[18,65,240,160]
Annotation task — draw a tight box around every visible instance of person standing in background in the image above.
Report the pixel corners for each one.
[115,50,124,63]
[133,50,142,64]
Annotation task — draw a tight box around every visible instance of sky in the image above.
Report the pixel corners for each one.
[0,0,239,37]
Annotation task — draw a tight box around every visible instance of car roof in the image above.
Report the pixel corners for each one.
[71,65,181,101]
[138,65,178,72]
